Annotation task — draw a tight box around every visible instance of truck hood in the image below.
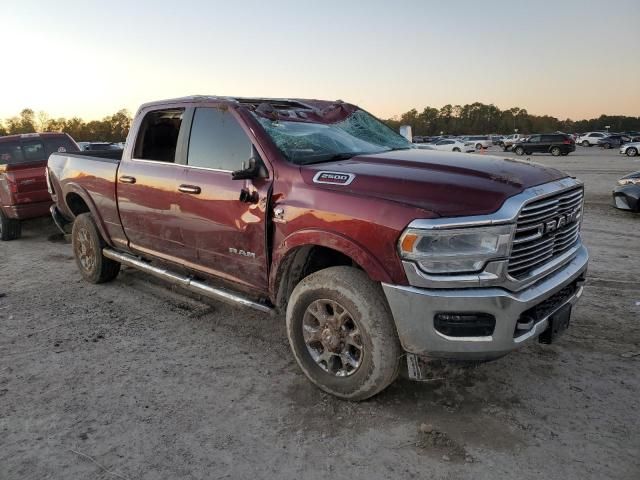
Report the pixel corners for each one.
[301,149,568,217]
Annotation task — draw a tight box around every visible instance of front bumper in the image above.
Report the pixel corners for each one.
[613,185,640,212]
[382,245,588,360]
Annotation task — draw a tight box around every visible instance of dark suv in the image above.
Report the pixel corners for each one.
[513,134,575,157]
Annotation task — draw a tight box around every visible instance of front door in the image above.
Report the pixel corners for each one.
[527,135,543,152]
[179,106,271,292]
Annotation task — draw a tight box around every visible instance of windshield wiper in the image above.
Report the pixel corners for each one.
[298,152,359,165]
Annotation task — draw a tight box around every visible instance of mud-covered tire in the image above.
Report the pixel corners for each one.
[286,266,402,401]
[0,210,21,241]
[71,213,120,284]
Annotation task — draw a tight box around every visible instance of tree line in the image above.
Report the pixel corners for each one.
[0,108,131,142]
[2,103,639,141]
[384,102,640,136]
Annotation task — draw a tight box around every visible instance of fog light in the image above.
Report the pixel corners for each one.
[434,313,496,337]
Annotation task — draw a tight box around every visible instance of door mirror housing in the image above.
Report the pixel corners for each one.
[231,148,267,180]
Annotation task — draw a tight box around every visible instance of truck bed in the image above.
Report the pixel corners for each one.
[47,150,125,245]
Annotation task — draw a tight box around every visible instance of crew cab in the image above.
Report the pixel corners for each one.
[0,133,79,240]
[47,96,589,400]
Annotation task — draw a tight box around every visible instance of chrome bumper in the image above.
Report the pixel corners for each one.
[382,245,588,360]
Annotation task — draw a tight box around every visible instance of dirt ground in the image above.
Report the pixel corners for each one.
[1,146,639,480]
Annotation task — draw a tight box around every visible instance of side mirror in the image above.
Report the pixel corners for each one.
[232,147,267,180]
[232,157,267,180]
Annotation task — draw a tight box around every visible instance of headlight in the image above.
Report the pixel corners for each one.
[399,225,513,274]
[618,177,640,186]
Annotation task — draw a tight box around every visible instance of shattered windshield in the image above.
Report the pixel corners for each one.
[254,109,410,165]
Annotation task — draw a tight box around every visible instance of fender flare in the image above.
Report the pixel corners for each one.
[270,229,394,303]
[62,183,114,246]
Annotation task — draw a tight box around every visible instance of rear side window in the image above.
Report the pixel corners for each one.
[134,109,184,163]
[0,141,24,165]
[187,107,252,171]
[541,135,557,142]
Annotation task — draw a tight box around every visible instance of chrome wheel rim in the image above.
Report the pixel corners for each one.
[302,299,363,377]
[628,148,637,157]
[75,227,96,272]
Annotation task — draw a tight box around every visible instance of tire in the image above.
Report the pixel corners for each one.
[604,143,612,149]
[286,266,402,401]
[71,213,120,284]
[626,147,638,157]
[0,210,21,241]
[515,146,525,156]
[452,147,461,152]
[581,140,590,147]
[475,143,483,150]
[561,152,569,156]
[551,147,561,156]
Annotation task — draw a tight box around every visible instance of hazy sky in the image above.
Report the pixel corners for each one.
[3,0,639,121]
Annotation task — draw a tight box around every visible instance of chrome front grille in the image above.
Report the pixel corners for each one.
[508,186,584,278]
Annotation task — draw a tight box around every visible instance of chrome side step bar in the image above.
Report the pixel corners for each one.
[102,249,273,314]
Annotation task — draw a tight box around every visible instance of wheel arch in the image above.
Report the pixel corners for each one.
[63,183,113,246]
[271,230,393,309]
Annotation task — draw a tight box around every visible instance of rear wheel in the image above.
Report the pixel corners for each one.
[452,147,461,152]
[581,140,590,147]
[286,266,401,401]
[551,146,561,156]
[0,211,21,241]
[603,143,612,149]
[515,146,525,156]
[626,147,638,157]
[72,213,120,283]
[475,143,483,150]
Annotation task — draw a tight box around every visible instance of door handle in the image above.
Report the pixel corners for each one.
[178,184,201,195]
[119,175,136,184]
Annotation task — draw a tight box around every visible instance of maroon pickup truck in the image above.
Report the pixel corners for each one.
[0,133,79,240]
[47,96,588,400]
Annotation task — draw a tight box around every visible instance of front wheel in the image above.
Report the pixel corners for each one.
[604,143,612,149]
[72,213,120,284]
[452,147,461,152]
[551,146,561,156]
[581,140,590,147]
[0,210,21,241]
[515,146,525,156]
[626,147,638,157]
[475,143,483,150]
[286,266,401,401]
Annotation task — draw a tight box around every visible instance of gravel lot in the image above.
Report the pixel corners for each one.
[1,146,639,480]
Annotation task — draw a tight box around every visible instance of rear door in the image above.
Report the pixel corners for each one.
[116,107,192,264]
[180,105,272,291]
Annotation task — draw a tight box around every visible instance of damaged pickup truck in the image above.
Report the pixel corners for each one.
[47,96,588,400]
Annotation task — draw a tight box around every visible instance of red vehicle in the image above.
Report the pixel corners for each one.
[47,96,589,400]
[0,133,79,240]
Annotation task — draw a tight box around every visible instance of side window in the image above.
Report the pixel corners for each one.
[21,141,46,161]
[541,135,555,142]
[187,107,252,171]
[0,141,24,165]
[592,133,603,138]
[134,109,184,163]
[529,135,541,143]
